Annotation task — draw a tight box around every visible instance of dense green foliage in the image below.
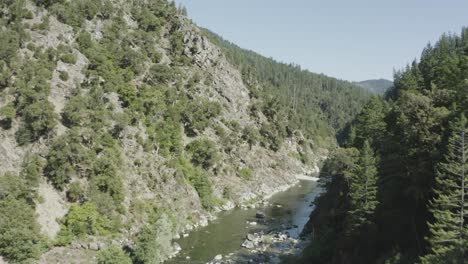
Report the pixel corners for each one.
[421,115,467,264]
[12,47,60,145]
[186,138,219,169]
[132,225,161,264]
[97,245,132,264]
[0,198,43,263]
[238,167,253,180]
[301,28,468,264]
[172,156,219,210]
[0,172,44,263]
[59,203,112,238]
[347,140,379,232]
[0,104,15,129]
[131,213,175,264]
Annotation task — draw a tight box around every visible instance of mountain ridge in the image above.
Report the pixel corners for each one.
[353,78,393,94]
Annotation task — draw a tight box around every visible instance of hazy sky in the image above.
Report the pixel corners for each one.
[174,0,467,82]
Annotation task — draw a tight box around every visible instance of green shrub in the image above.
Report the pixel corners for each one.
[87,191,122,222]
[228,120,241,133]
[0,198,44,263]
[219,131,240,154]
[26,43,36,51]
[132,225,160,264]
[146,64,174,84]
[0,173,29,200]
[66,182,84,202]
[0,172,44,263]
[46,130,95,189]
[89,144,125,206]
[35,0,65,7]
[61,87,111,130]
[223,186,233,199]
[187,72,201,90]
[147,120,182,157]
[150,50,162,63]
[0,103,15,129]
[51,0,100,29]
[60,53,76,64]
[260,123,284,152]
[182,99,222,136]
[242,126,261,148]
[23,10,34,19]
[0,61,12,89]
[76,31,93,50]
[169,30,190,65]
[59,70,69,81]
[172,156,218,210]
[238,167,253,180]
[214,124,226,137]
[132,6,162,32]
[97,245,132,264]
[116,42,145,75]
[132,214,175,264]
[131,84,166,117]
[56,44,72,55]
[54,228,73,246]
[61,93,88,128]
[32,16,50,32]
[186,138,219,169]
[16,100,58,145]
[0,30,20,65]
[20,154,44,189]
[60,202,112,238]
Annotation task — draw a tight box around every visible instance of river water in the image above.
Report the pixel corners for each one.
[166,179,321,264]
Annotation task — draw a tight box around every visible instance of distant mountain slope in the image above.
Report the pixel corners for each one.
[202,29,372,133]
[354,79,393,94]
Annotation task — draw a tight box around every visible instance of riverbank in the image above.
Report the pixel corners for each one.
[166,179,323,263]
[295,174,319,181]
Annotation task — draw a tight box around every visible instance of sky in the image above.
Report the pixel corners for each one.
[174,0,467,82]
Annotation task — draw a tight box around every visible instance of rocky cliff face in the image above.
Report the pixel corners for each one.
[0,1,323,263]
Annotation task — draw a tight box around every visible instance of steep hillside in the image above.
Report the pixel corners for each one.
[354,78,393,94]
[299,29,468,264]
[203,29,372,134]
[0,1,370,263]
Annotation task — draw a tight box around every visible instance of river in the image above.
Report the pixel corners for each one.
[166,179,322,264]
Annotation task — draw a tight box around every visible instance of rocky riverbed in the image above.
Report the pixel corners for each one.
[166,179,323,264]
[206,221,309,264]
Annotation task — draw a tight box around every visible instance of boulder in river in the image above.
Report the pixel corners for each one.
[242,240,255,249]
[255,211,266,219]
[173,242,182,253]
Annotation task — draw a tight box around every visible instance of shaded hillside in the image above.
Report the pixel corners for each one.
[354,78,393,94]
[299,28,468,264]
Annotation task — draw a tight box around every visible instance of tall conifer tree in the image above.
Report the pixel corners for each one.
[422,114,468,264]
[348,140,379,231]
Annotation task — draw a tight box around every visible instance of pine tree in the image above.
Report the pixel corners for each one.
[348,140,379,231]
[422,114,468,264]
